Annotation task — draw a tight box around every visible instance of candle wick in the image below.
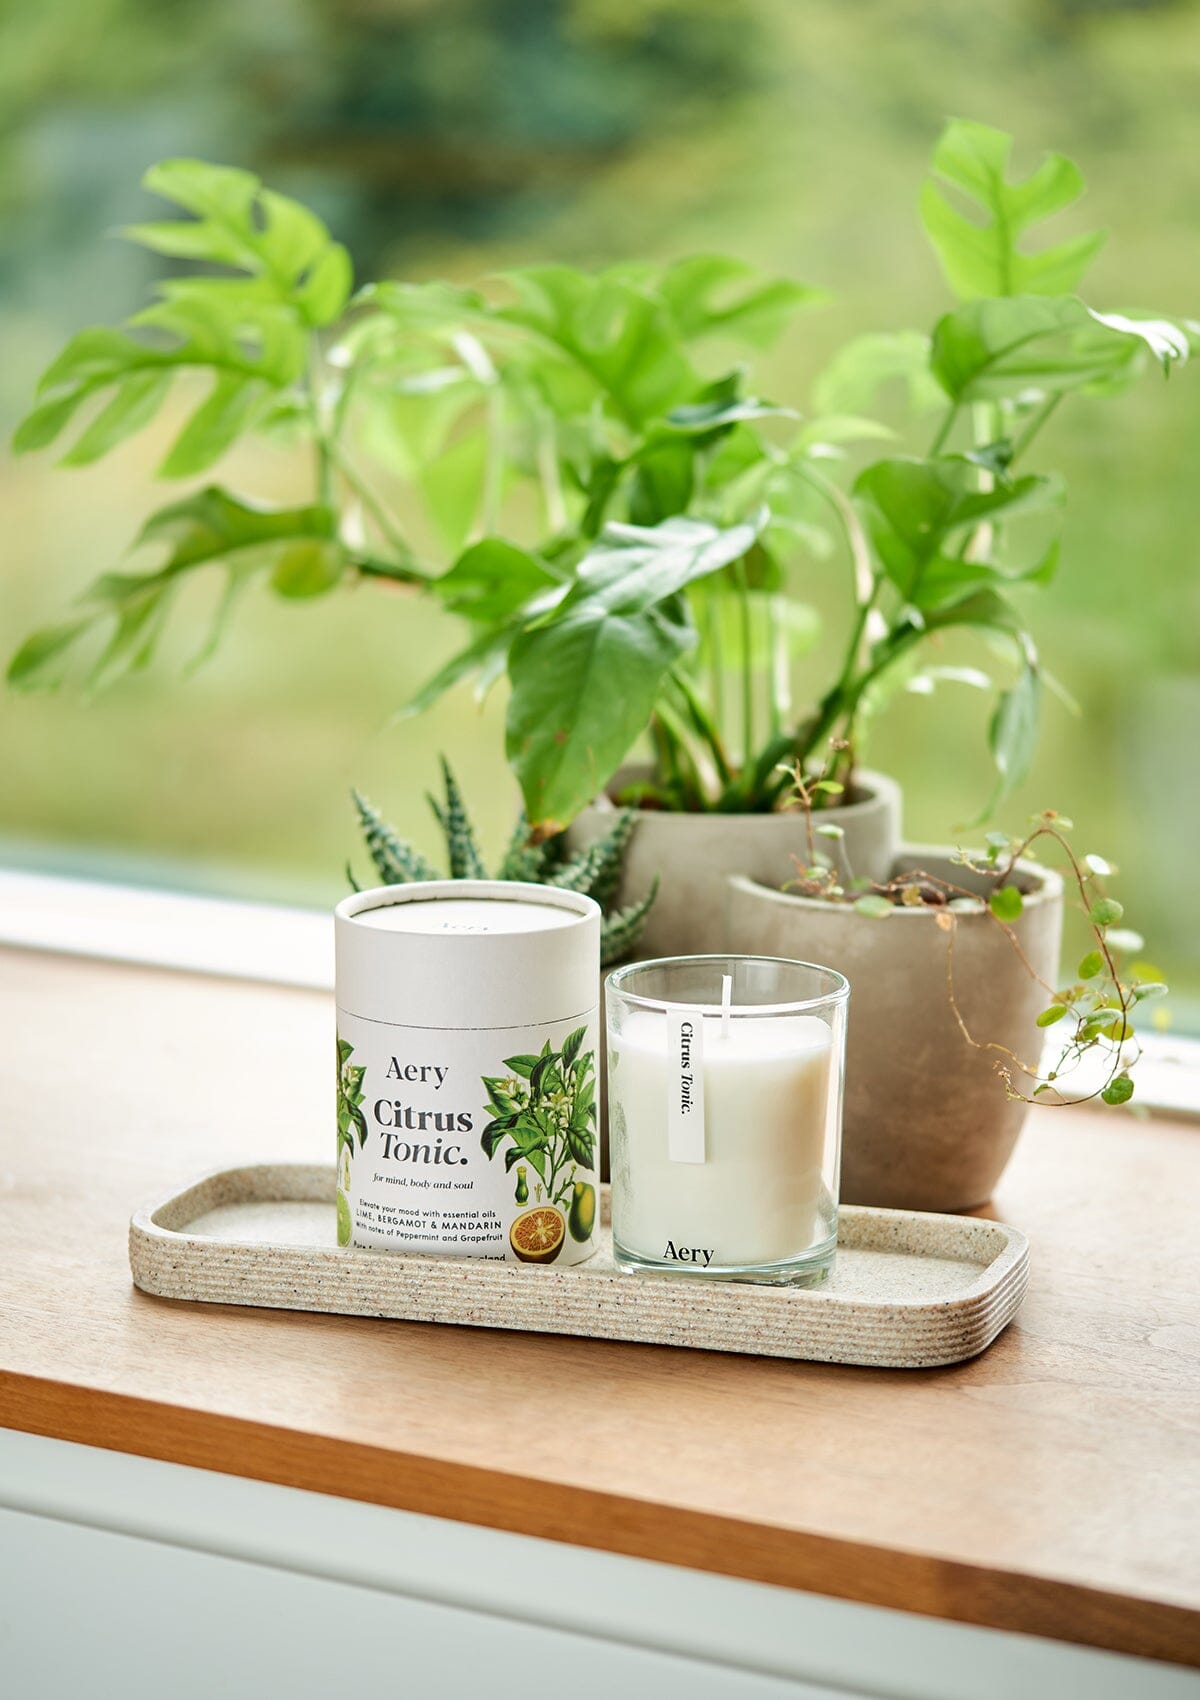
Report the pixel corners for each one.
[720,973,733,1040]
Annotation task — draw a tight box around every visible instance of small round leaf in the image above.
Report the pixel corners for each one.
[1101,1073,1135,1107]
[989,885,1023,922]
[854,894,893,919]
[1036,1005,1067,1027]
[1089,897,1124,928]
[1077,950,1104,980]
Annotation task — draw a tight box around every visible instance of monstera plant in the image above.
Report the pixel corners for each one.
[10,123,1190,842]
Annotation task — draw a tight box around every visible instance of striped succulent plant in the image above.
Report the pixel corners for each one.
[349,759,656,967]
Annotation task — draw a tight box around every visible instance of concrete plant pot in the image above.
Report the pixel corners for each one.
[568,766,902,959]
[726,849,1064,1211]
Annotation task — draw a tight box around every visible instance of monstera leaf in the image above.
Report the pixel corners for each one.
[655,254,821,348]
[492,264,699,428]
[13,160,351,478]
[124,159,353,327]
[8,488,347,691]
[921,118,1106,300]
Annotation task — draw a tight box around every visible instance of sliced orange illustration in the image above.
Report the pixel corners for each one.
[510,1206,566,1264]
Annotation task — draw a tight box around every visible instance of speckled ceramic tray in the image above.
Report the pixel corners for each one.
[129,1164,1029,1369]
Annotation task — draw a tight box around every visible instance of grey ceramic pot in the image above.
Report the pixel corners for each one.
[726,849,1064,1212]
[567,766,902,959]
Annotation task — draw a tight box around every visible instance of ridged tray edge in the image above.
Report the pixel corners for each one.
[129,1163,1030,1370]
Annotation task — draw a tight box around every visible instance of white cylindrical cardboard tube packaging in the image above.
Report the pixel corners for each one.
[334,881,602,1266]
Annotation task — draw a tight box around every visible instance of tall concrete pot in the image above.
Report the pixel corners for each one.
[568,767,902,958]
[727,850,1064,1211]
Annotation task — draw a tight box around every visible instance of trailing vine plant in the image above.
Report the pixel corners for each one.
[958,818,1164,1108]
[786,767,1165,1107]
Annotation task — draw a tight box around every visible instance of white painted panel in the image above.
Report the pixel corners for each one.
[0,1432,1194,1700]
[0,1507,853,1700]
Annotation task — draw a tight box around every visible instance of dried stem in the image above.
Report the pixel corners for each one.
[784,778,1148,1110]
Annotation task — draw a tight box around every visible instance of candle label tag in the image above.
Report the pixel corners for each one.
[666,1009,706,1163]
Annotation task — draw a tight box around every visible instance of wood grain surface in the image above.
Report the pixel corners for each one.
[1,946,1197,1666]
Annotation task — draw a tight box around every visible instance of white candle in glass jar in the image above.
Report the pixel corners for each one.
[609,1009,833,1268]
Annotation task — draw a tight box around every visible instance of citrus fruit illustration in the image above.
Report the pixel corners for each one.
[338,1144,352,1191]
[336,1189,352,1247]
[568,1181,596,1243]
[509,1206,565,1264]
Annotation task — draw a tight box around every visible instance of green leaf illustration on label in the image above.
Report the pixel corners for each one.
[480,1028,597,1242]
[335,1033,367,1246]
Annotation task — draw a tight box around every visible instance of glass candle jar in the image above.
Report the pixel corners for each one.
[606,955,848,1285]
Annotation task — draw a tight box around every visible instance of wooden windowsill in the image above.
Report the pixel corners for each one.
[0,945,1197,1668]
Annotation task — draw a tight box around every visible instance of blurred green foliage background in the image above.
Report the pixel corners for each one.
[2,0,1198,1010]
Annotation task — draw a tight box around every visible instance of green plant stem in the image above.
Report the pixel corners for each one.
[329,355,361,445]
[655,698,707,805]
[307,337,334,508]
[789,460,880,758]
[766,594,783,740]
[650,710,687,803]
[929,403,959,456]
[793,684,850,777]
[670,665,734,787]
[356,555,432,587]
[703,589,725,732]
[310,347,423,581]
[794,460,874,606]
[328,444,416,565]
[1012,393,1063,462]
[735,557,754,764]
[960,400,1000,562]
[971,399,998,452]
[792,581,879,769]
[481,385,505,536]
[536,406,567,534]
[838,625,919,755]
[775,594,794,729]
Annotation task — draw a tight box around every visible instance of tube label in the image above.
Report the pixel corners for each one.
[335,1008,600,1264]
